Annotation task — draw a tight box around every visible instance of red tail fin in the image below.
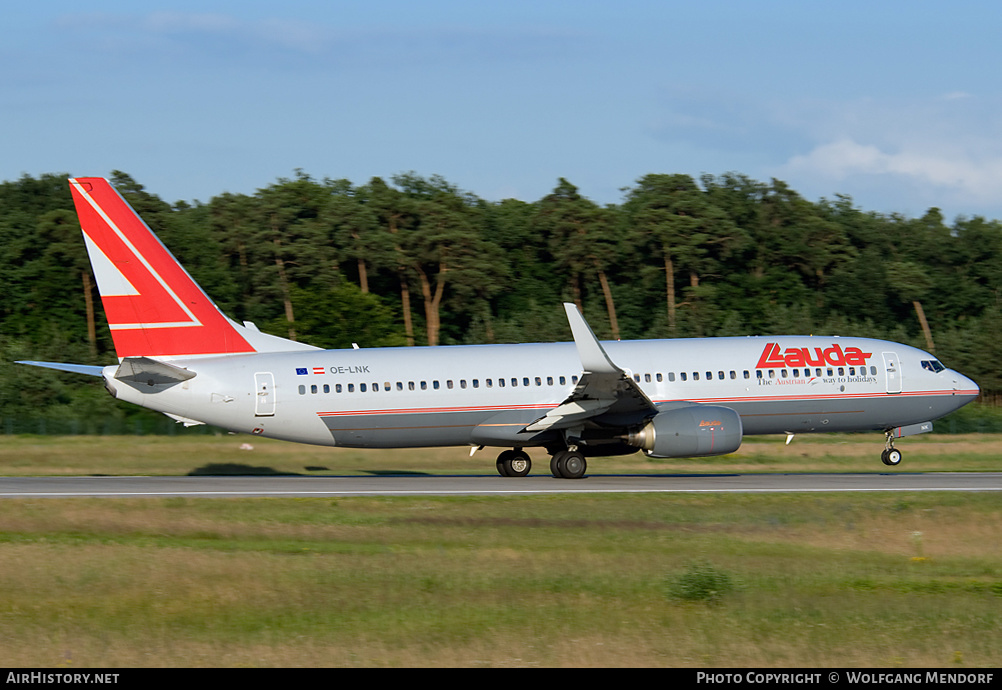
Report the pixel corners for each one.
[70,177,257,359]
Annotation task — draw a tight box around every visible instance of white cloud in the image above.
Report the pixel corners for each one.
[771,93,1002,215]
[786,138,1002,199]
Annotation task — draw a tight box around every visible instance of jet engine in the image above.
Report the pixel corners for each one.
[625,403,742,458]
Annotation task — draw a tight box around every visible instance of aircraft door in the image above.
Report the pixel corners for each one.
[254,372,276,416]
[882,352,901,394]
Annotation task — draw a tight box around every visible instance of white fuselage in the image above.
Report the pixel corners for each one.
[104,335,980,452]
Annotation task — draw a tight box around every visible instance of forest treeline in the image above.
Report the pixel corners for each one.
[2,169,1001,429]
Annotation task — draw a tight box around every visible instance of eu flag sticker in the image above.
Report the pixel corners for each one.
[296,368,308,375]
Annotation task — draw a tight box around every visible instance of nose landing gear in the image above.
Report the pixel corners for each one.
[881,432,903,466]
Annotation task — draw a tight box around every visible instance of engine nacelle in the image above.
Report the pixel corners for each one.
[626,403,742,458]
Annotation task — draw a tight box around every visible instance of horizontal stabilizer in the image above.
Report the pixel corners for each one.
[15,361,105,377]
[114,356,196,391]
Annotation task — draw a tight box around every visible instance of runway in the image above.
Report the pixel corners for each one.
[1,472,1001,498]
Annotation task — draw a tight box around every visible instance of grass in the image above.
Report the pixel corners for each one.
[0,431,1000,476]
[0,434,1000,667]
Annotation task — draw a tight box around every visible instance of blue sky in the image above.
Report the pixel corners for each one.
[4,1,1002,220]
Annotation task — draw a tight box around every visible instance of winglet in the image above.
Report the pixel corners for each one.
[563,303,620,374]
[523,305,654,433]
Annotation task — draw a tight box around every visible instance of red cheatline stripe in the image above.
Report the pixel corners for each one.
[315,389,977,419]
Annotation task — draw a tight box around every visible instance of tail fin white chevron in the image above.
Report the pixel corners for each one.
[68,177,318,359]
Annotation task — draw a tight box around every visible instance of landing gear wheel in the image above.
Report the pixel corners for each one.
[496,450,514,477]
[508,450,531,477]
[550,453,562,478]
[496,449,531,477]
[550,450,587,479]
[881,448,902,466]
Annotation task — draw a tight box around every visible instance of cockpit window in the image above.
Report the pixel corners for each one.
[921,360,945,373]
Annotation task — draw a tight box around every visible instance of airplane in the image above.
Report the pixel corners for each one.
[17,177,981,478]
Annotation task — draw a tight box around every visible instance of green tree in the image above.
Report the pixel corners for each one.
[624,174,745,336]
[391,173,502,346]
[533,178,622,339]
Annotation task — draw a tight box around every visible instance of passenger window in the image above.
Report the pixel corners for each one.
[656,373,663,382]
[447,380,454,389]
[680,372,687,381]
[348,383,355,392]
[323,384,330,393]
[408,381,415,391]
[559,376,566,385]
[668,372,675,382]
[360,383,366,392]
[744,371,750,379]
[298,385,306,395]
[718,371,725,380]
[433,380,440,390]
[396,382,403,391]
[311,384,318,394]
[473,379,479,388]
[421,381,428,390]
[498,378,505,387]
[523,377,530,386]
[693,372,700,381]
[336,384,342,393]
[535,377,542,386]
[547,376,554,385]
[460,380,467,389]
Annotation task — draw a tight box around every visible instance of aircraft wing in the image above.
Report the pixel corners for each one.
[523,305,658,432]
[16,361,106,377]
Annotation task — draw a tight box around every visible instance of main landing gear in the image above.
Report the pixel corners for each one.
[496,449,532,477]
[881,432,903,466]
[550,449,587,479]
[494,448,588,479]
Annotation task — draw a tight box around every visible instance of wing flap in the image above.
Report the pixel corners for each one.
[523,304,658,433]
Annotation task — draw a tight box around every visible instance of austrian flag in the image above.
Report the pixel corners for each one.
[312,367,325,375]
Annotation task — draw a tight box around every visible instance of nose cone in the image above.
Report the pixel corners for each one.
[953,372,980,403]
